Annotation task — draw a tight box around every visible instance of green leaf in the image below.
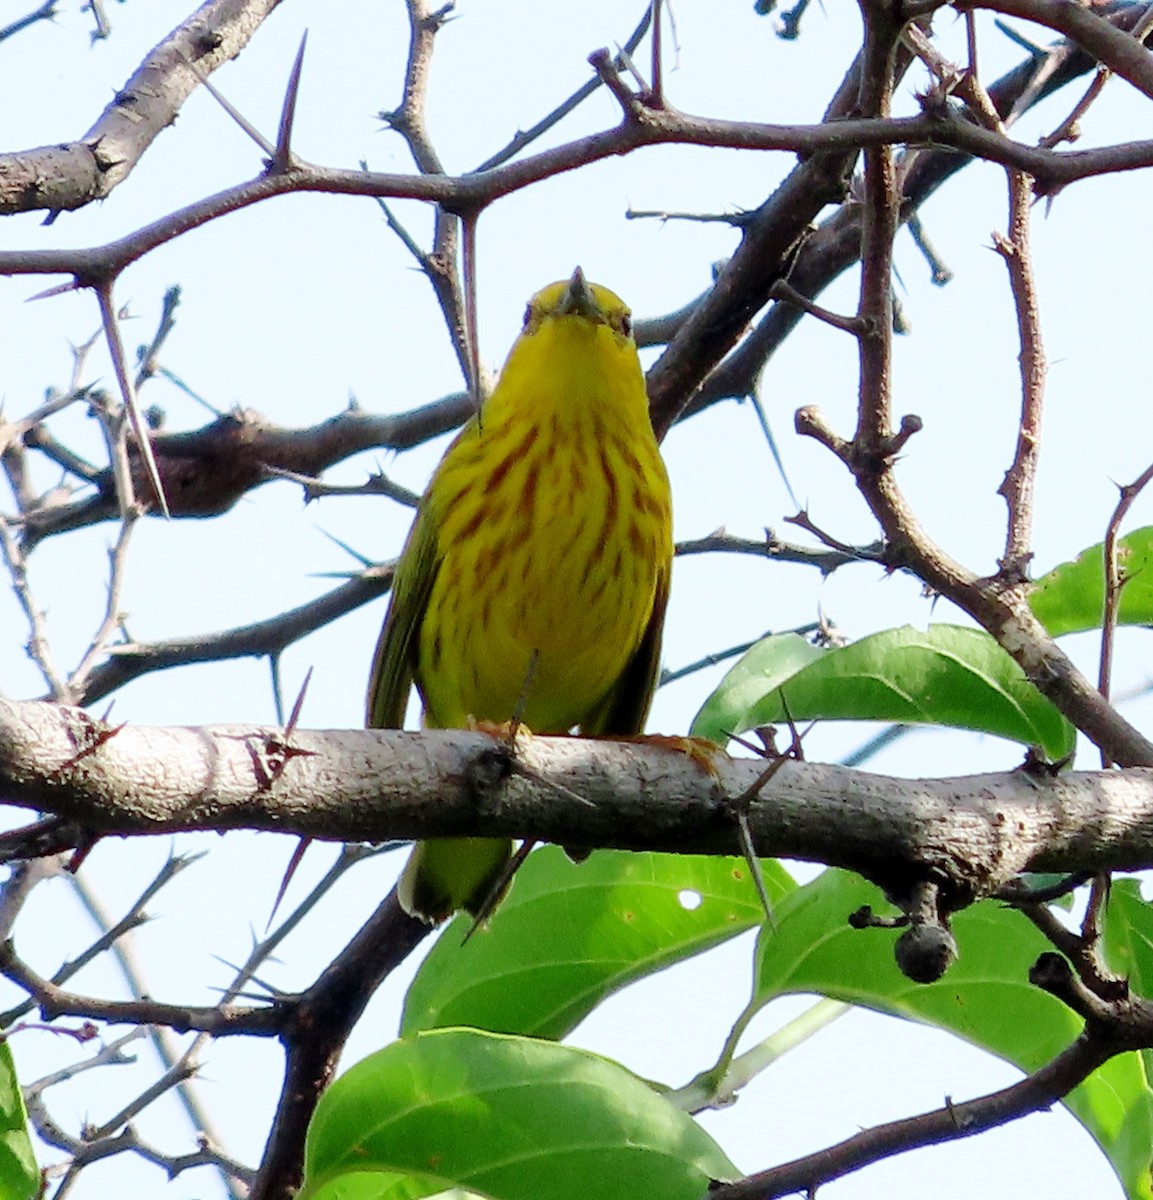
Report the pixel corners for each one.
[1031,527,1153,636]
[304,1170,431,1200]
[1105,880,1153,992]
[753,869,1151,1200]
[402,846,785,1039]
[299,1029,737,1200]
[691,624,1074,759]
[0,1042,36,1200]
[690,633,823,744]
[1097,880,1153,1198]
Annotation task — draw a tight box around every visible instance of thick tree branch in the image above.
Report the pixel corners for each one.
[252,892,428,1200]
[12,399,469,543]
[0,0,286,215]
[3,699,1153,905]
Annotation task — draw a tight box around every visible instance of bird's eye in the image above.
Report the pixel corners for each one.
[523,303,533,329]
[620,311,633,338]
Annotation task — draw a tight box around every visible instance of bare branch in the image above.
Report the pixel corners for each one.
[0,1,57,44]
[905,23,1048,583]
[674,529,888,574]
[383,0,469,382]
[1098,459,1153,728]
[680,4,1153,419]
[8,101,1153,282]
[959,0,1153,102]
[14,402,468,545]
[248,889,427,1200]
[66,516,135,703]
[794,9,1153,770]
[4,700,1153,895]
[0,853,194,1026]
[0,0,286,215]
[0,943,282,1035]
[0,511,68,697]
[471,5,655,172]
[73,561,393,707]
[993,167,1046,582]
[708,1019,1137,1200]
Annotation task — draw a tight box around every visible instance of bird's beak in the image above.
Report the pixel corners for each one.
[555,266,603,322]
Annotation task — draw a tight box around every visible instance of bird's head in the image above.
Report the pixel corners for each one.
[521,267,634,347]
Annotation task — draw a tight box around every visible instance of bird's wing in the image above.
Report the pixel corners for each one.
[581,557,670,737]
[365,500,440,729]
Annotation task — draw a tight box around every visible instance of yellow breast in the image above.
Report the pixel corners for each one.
[416,293,672,733]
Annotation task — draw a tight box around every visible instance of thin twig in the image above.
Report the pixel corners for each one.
[905,214,953,285]
[95,285,169,519]
[471,5,654,172]
[132,286,182,390]
[1098,459,1153,761]
[851,3,901,454]
[708,1023,1136,1200]
[0,0,57,43]
[1039,2,1153,148]
[67,517,136,699]
[769,279,865,334]
[262,464,420,508]
[675,529,887,573]
[662,637,777,688]
[0,512,68,697]
[0,944,282,1035]
[951,35,1048,587]
[650,0,664,104]
[74,562,395,707]
[385,0,470,384]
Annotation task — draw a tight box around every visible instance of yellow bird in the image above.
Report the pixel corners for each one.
[367,268,673,924]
